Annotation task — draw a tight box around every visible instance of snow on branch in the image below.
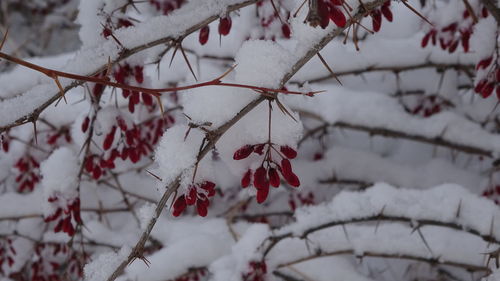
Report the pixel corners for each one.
[290,85,500,158]
[268,183,500,249]
[90,1,391,280]
[0,0,260,133]
[253,183,500,277]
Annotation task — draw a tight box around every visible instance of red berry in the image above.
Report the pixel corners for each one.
[476,57,493,70]
[199,25,210,45]
[85,157,94,173]
[280,146,297,159]
[268,168,280,187]
[173,195,187,217]
[281,24,291,38]
[81,117,90,133]
[481,82,495,98]
[233,145,254,160]
[103,126,117,150]
[253,144,265,155]
[256,185,269,204]
[381,4,393,22]
[371,10,382,32]
[253,167,269,190]
[186,187,197,205]
[134,66,144,84]
[329,6,346,27]
[200,181,216,197]
[218,17,232,36]
[196,198,209,217]
[142,92,153,106]
[242,169,252,188]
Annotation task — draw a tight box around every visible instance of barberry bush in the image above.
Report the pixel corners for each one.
[1,0,500,280]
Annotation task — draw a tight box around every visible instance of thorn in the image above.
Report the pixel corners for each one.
[218,64,237,80]
[356,255,364,265]
[415,226,434,256]
[145,169,162,181]
[0,27,9,51]
[156,96,164,115]
[317,52,342,85]
[105,57,113,78]
[184,126,192,141]
[401,0,433,26]
[293,0,307,18]
[169,43,180,68]
[342,224,351,242]
[139,255,151,267]
[179,43,198,81]
[32,120,38,145]
[455,199,462,218]
[462,0,478,24]
[487,215,495,248]
[270,0,285,24]
[374,205,386,234]
[52,74,68,105]
[275,98,298,122]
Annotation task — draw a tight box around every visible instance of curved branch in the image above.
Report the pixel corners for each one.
[291,62,475,85]
[276,249,490,273]
[262,213,500,260]
[297,109,496,157]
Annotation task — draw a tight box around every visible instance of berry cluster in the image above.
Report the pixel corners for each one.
[14,155,40,192]
[421,7,488,53]
[46,126,72,146]
[369,0,393,32]
[102,17,135,39]
[313,0,347,29]
[410,95,451,118]
[149,0,186,15]
[482,185,500,205]
[113,64,155,113]
[198,15,233,45]
[83,114,173,180]
[44,197,82,236]
[235,144,300,203]
[0,238,16,275]
[474,55,500,99]
[242,261,267,281]
[288,191,315,211]
[256,0,292,40]
[30,243,85,281]
[172,181,217,217]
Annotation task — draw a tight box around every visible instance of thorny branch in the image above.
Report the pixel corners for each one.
[0,0,261,134]
[296,109,498,158]
[106,0,390,280]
